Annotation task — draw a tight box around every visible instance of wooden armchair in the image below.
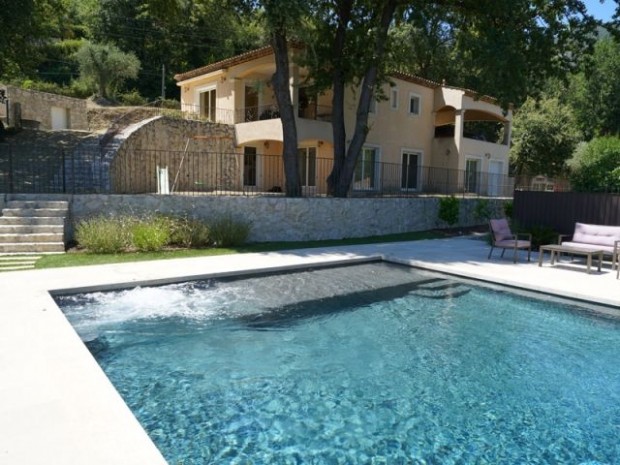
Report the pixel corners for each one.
[488,219,532,263]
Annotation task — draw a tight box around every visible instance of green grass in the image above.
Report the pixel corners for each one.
[35,230,443,269]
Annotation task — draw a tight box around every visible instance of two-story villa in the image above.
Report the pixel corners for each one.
[174,45,512,196]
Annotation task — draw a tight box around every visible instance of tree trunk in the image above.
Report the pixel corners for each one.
[328,0,399,197]
[327,0,353,196]
[271,30,301,197]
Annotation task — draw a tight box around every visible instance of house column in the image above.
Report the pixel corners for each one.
[503,110,513,145]
[454,109,465,161]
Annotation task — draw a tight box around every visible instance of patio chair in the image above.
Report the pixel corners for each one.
[488,218,532,263]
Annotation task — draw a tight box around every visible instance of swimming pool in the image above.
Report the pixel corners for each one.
[57,262,620,464]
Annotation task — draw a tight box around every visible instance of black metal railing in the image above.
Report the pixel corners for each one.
[1,144,517,197]
[0,142,106,194]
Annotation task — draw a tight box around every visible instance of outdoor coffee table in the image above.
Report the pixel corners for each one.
[538,244,603,274]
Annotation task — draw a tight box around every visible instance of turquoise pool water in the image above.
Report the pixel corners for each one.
[57,262,620,465]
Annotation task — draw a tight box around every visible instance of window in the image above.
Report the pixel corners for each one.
[298,147,317,187]
[390,88,399,110]
[200,88,216,121]
[354,147,379,189]
[409,93,421,116]
[243,146,257,187]
[465,158,480,193]
[401,151,421,190]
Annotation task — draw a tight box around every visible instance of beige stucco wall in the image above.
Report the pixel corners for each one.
[353,81,435,169]
[0,84,88,131]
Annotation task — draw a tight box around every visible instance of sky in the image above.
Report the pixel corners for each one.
[583,0,617,21]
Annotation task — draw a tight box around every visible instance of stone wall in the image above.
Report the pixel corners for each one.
[110,117,240,194]
[0,85,88,130]
[67,194,507,242]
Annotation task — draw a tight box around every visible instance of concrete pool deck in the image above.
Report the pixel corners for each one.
[1,235,619,465]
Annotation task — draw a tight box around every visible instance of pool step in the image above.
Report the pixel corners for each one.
[409,280,471,299]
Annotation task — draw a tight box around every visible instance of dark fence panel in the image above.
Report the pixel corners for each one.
[0,143,105,194]
[514,191,620,234]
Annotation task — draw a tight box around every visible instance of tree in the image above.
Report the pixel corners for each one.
[0,0,68,78]
[510,93,581,176]
[261,0,308,196]
[571,36,620,139]
[75,41,140,99]
[295,0,598,196]
[568,136,620,192]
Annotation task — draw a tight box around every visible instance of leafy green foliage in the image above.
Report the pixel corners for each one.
[568,137,620,192]
[510,94,581,176]
[473,199,492,222]
[131,217,170,251]
[526,224,558,250]
[209,215,252,247]
[571,37,620,139]
[438,196,460,226]
[75,41,141,98]
[503,200,513,219]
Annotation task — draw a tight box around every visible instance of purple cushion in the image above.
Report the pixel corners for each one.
[571,223,620,248]
[490,219,512,241]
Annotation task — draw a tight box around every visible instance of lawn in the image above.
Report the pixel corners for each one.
[35,230,445,269]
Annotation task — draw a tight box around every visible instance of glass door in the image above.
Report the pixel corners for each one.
[401,151,420,190]
[298,147,317,187]
[244,146,257,187]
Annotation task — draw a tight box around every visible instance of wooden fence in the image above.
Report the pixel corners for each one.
[513,191,620,234]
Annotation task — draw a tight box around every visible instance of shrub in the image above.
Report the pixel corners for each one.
[118,89,147,106]
[131,217,170,251]
[209,215,251,247]
[526,224,558,250]
[438,196,460,226]
[568,136,620,192]
[473,198,491,222]
[75,216,131,253]
[503,200,513,219]
[166,216,211,248]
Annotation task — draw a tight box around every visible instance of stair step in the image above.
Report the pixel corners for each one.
[6,200,69,209]
[1,208,67,218]
[0,242,65,253]
[0,255,40,271]
[0,224,64,234]
[0,255,41,264]
[0,216,65,226]
[0,265,36,271]
[0,233,64,243]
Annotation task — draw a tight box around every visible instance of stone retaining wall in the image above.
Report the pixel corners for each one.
[0,85,88,130]
[67,194,507,242]
[110,118,239,194]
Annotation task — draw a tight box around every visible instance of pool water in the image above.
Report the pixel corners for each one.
[57,262,620,465]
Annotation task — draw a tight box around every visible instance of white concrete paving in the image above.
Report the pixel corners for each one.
[1,236,619,465]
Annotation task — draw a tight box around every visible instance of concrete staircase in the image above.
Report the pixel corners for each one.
[0,199,67,255]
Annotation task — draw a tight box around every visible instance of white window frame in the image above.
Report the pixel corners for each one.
[465,155,483,193]
[408,92,421,116]
[390,88,399,110]
[195,83,217,121]
[353,145,381,191]
[400,148,423,191]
